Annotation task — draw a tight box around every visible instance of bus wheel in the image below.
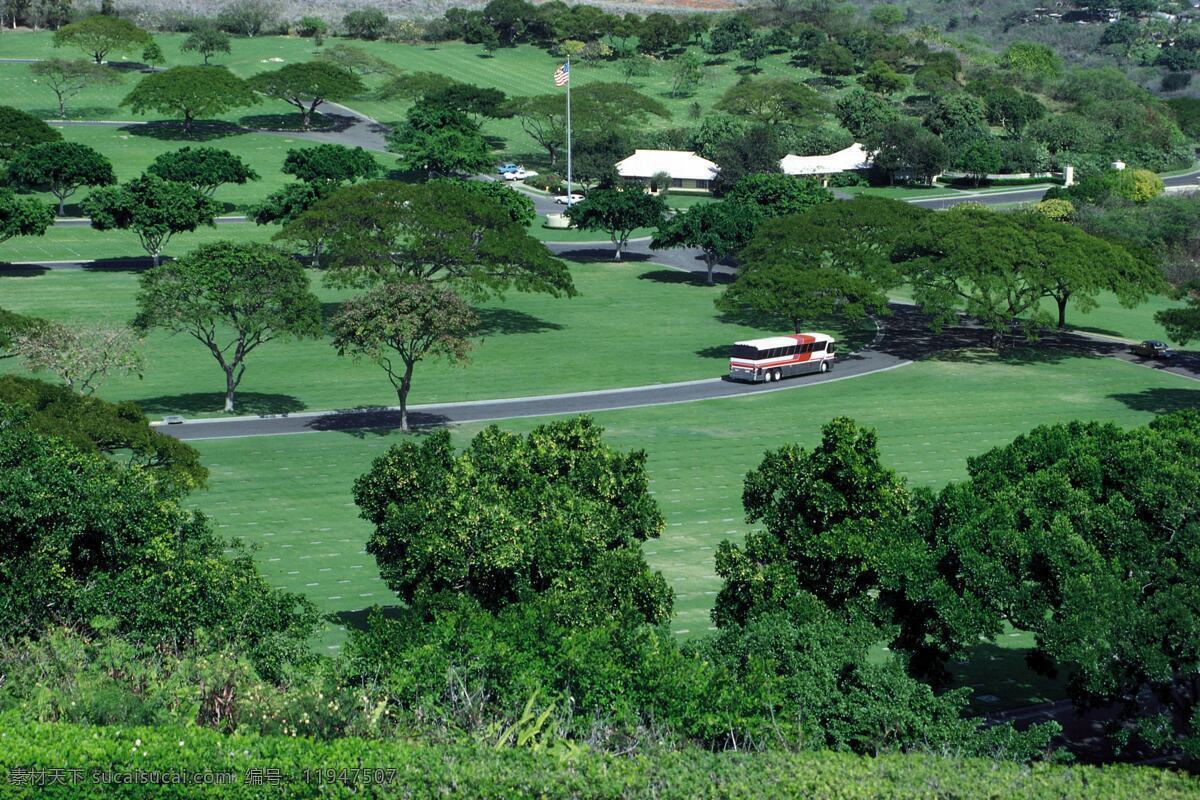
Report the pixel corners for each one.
[819,361,828,374]
[772,369,782,382]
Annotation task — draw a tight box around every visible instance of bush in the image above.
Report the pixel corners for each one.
[1161,71,1192,92]
[524,173,563,193]
[342,8,389,40]
[1,713,1196,799]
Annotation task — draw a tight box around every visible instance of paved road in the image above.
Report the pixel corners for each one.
[154,303,1199,442]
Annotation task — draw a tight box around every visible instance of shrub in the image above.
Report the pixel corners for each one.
[1161,71,1192,92]
[342,8,389,40]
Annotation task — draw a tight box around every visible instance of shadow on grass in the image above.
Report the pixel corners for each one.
[550,247,652,263]
[695,344,731,360]
[239,112,343,132]
[328,603,412,632]
[80,257,155,273]
[637,268,734,287]
[0,264,50,277]
[1068,324,1127,338]
[1109,387,1200,414]
[474,307,564,336]
[123,120,244,142]
[34,106,118,121]
[306,408,452,437]
[951,641,1065,712]
[136,392,307,416]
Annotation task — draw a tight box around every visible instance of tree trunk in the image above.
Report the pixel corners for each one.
[56,195,64,216]
[1056,294,1069,329]
[57,95,65,118]
[396,361,415,432]
[224,366,237,412]
[613,235,622,260]
[152,249,161,268]
[705,254,716,286]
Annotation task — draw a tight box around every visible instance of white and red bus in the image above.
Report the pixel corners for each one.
[728,333,836,383]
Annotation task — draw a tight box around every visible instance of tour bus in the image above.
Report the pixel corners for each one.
[728,333,836,383]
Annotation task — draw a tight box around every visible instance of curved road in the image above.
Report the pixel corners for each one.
[157,303,1199,441]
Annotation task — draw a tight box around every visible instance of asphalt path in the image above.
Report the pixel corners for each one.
[154,303,1199,441]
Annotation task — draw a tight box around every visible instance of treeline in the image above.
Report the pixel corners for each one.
[3,394,1200,764]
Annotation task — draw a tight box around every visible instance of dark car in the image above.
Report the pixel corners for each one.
[1131,339,1175,359]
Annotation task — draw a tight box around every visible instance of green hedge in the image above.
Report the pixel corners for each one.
[0,715,1196,799]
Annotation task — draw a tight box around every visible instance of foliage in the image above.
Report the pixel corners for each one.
[146,146,259,197]
[565,187,665,260]
[865,118,949,185]
[279,180,574,299]
[387,102,492,178]
[354,417,670,624]
[669,51,705,99]
[330,281,477,431]
[0,105,62,161]
[858,60,905,95]
[12,322,142,397]
[248,62,366,129]
[180,27,232,65]
[709,125,786,194]
[724,173,833,218]
[1033,198,1075,222]
[83,174,219,266]
[51,15,153,64]
[0,416,318,675]
[248,182,322,227]
[315,44,397,78]
[1114,168,1164,204]
[0,188,55,245]
[1155,282,1200,345]
[651,199,761,285]
[343,7,391,40]
[717,197,919,331]
[29,59,123,118]
[281,143,381,188]
[428,178,535,226]
[132,241,323,412]
[120,66,259,130]
[0,375,207,493]
[836,88,899,139]
[7,141,116,215]
[216,0,280,37]
[715,77,828,126]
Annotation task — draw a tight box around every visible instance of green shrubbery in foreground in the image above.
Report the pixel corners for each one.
[0,713,1195,800]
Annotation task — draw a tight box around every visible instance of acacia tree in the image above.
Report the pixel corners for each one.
[8,141,116,215]
[52,16,153,64]
[180,27,232,65]
[29,59,123,118]
[0,188,55,245]
[279,180,575,299]
[723,173,833,218]
[281,143,381,188]
[331,281,477,432]
[146,147,260,196]
[133,241,323,412]
[120,67,259,131]
[715,77,828,125]
[0,309,45,360]
[248,62,366,129]
[717,197,921,331]
[651,200,761,285]
[386,102,492,178]
[0,106,62,161]
[565,187,665,260]
[13,322,143,396]
[83,174,220,267]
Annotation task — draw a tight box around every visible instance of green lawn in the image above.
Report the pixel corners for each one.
[0,220,273,263]
[0,260,872,415]
[188,351,1200,709]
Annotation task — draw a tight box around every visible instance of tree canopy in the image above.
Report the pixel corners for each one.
[714,77,828,125]
[651,199,762,285]
[146,146,260,196]
[565,187,666,260]
[83,174,219,266]
[29,59,123,118]
[7,141,116,215]
[180,27,232,64]
[281,143,381,187]
[248,62,366,129]
[386,102,492,178]
[120,66,259,130]
[133,241,323,412]
[52,15,153,64]
[723,173,834,218]
[0,106,62,161]
[279,180,575,299]
[0,188,56,245]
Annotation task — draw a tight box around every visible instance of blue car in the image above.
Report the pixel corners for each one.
[497,163,520,175]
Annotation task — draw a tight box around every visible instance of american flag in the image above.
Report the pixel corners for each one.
[553,62,569,87]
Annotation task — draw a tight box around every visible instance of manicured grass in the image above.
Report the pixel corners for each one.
[0,220,273,263]
[189,353,1199,701]
[0,260,871,415]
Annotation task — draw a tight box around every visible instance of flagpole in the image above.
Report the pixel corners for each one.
[565,55,572,207]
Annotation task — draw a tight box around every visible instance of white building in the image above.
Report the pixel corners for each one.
[779,143,873,185]
[614,149,720,192]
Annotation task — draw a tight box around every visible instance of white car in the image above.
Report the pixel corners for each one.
[554,193,584,204]
[162,415,186,425]
[503,169,537,181]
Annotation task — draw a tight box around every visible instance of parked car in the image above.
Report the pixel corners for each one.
[162,415,186,425]
[497,163,520,175]
[504,168,537,181]
[1131,339,1175,359]
[554,193,584,204]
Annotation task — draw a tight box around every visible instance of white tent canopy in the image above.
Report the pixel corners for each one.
[779,143,872,176]
[615,150,720,181]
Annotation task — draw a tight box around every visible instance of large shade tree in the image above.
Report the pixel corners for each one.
[52,15,153,64]
[29,59,123,118]
[248,62,366,129]
[331,281,477,432]
[386,101,492,178]
[0,188,55,245]
[651,199,761,285]
[565,187,666,260]
[146,146,260,196]
[133,241,323,412]
[279,180,575,299]
[714,77,828,125]
[0,106,62,161]
[120,66,259,131]
[83,174,219,267]
[7,141,116,215]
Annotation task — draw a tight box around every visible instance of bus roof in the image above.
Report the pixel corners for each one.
[732,333,834,349]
